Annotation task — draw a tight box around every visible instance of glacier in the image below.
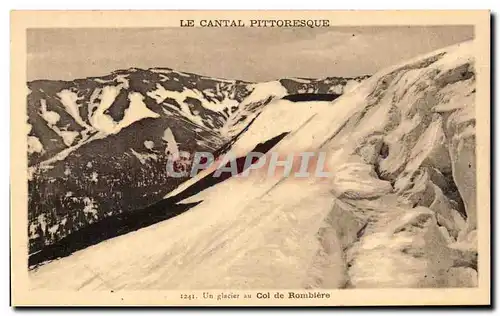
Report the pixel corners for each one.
[28,40,477,289]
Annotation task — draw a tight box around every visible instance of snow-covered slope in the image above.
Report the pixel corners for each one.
[29,40,477,289]
[165,98,334,199]
[27,68,366,257]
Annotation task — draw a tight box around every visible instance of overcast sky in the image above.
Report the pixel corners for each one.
[27,26,474,82]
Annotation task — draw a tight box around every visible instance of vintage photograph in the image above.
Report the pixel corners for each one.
[11,11,491,306]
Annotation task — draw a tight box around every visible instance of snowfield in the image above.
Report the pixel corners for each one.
[29,40,477,289]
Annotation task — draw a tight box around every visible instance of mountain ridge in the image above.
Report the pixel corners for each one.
[27,67,368,256]
[27,67,369,166]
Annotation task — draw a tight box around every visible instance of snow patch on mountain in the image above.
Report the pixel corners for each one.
[173,70,192,78]
[39,100,60,125]
[218,81,288,139]
[121,93,160,130]
[114,74,130,89]
[146,84,170,103]
[27,136,44,154]
[244,81,288,104]
[90,85,123,133]
[91,89,160,135]
[59,130,79,147]
[163,128,180,160]
[130,148,158,165]
[144,140,155,150]
[57,90,90,129]
[149,68,173,74]
[336,79,360,94]
[231,99,332,156]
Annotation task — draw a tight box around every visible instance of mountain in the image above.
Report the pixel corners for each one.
[27,67,368,256]
[29,40,478,289]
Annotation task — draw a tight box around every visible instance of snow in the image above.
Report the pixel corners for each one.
[163,128,180,160]
[341,80,362,94]
[144,140,155,150]
[149,68,172,74]
[405,115,447,173]
[26,123,32,135]
[57,90,90,128]
[33,132,105,172]
[164,96,207,127]
[27,136,44,154]
[48,224,59,234]
[328,84,343,95]
[29,40,478,290]
[150,83,238,119]
[37,214,47,233]
[30,76,365,289]
[39,100,60,125]
[130,149,158,164]
[90,85,122,133]
[29,223,39,239]
[115,74,130,89]
[91,88,159,135]
[218,81,289,139]
[82,197,98,217]
[119,93,160,131]
[330,162,393,199]
[59,130,79,147]
[88,88,102,120]
[242,81,287,105]
[167,99,333,199]
[30,175,337,290]
[287,77,313,84]
[93,78,110,84]
[36,99,80,147]
[29,76,368,289]
[173,70,192,77]
[230,99,332,157]
[146,84,170,104]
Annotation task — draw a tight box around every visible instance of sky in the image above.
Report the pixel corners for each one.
[27,26,474,82]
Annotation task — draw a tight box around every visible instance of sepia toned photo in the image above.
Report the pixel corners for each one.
[11,10,491,306]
